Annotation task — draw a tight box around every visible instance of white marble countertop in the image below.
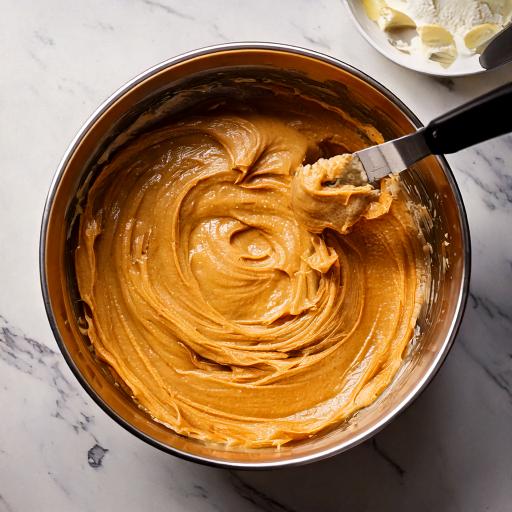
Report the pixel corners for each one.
[1,1,512,510]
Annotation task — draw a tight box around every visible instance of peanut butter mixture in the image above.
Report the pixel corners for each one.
[75,96,428,448]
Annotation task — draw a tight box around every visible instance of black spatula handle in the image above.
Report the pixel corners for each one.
[424,82,512,155]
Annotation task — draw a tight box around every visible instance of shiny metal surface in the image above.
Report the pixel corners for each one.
[356,129,430,182]
[480,24,512,70]
[40,43,471,469]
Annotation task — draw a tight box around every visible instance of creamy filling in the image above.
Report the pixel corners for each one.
[75,99,429,448]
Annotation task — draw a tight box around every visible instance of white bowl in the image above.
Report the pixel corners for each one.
[343,0,486,77]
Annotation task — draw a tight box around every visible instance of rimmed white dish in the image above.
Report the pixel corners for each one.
[343,0,486,77]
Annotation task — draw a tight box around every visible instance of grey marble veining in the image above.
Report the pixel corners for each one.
[1,0,512,510]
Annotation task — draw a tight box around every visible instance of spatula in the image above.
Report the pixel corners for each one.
[352,82,512,184]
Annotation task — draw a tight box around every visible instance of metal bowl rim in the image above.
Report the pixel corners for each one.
[39,42,471,470]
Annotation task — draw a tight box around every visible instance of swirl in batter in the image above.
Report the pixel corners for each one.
[76,98,428,447]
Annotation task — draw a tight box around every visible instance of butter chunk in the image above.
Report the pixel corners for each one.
[464,23,500,49]
[417,24,457,67]
[363,0,387,21]
[378,7,416,30]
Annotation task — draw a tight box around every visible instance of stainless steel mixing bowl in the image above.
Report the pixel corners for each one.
[40,43,470,469]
